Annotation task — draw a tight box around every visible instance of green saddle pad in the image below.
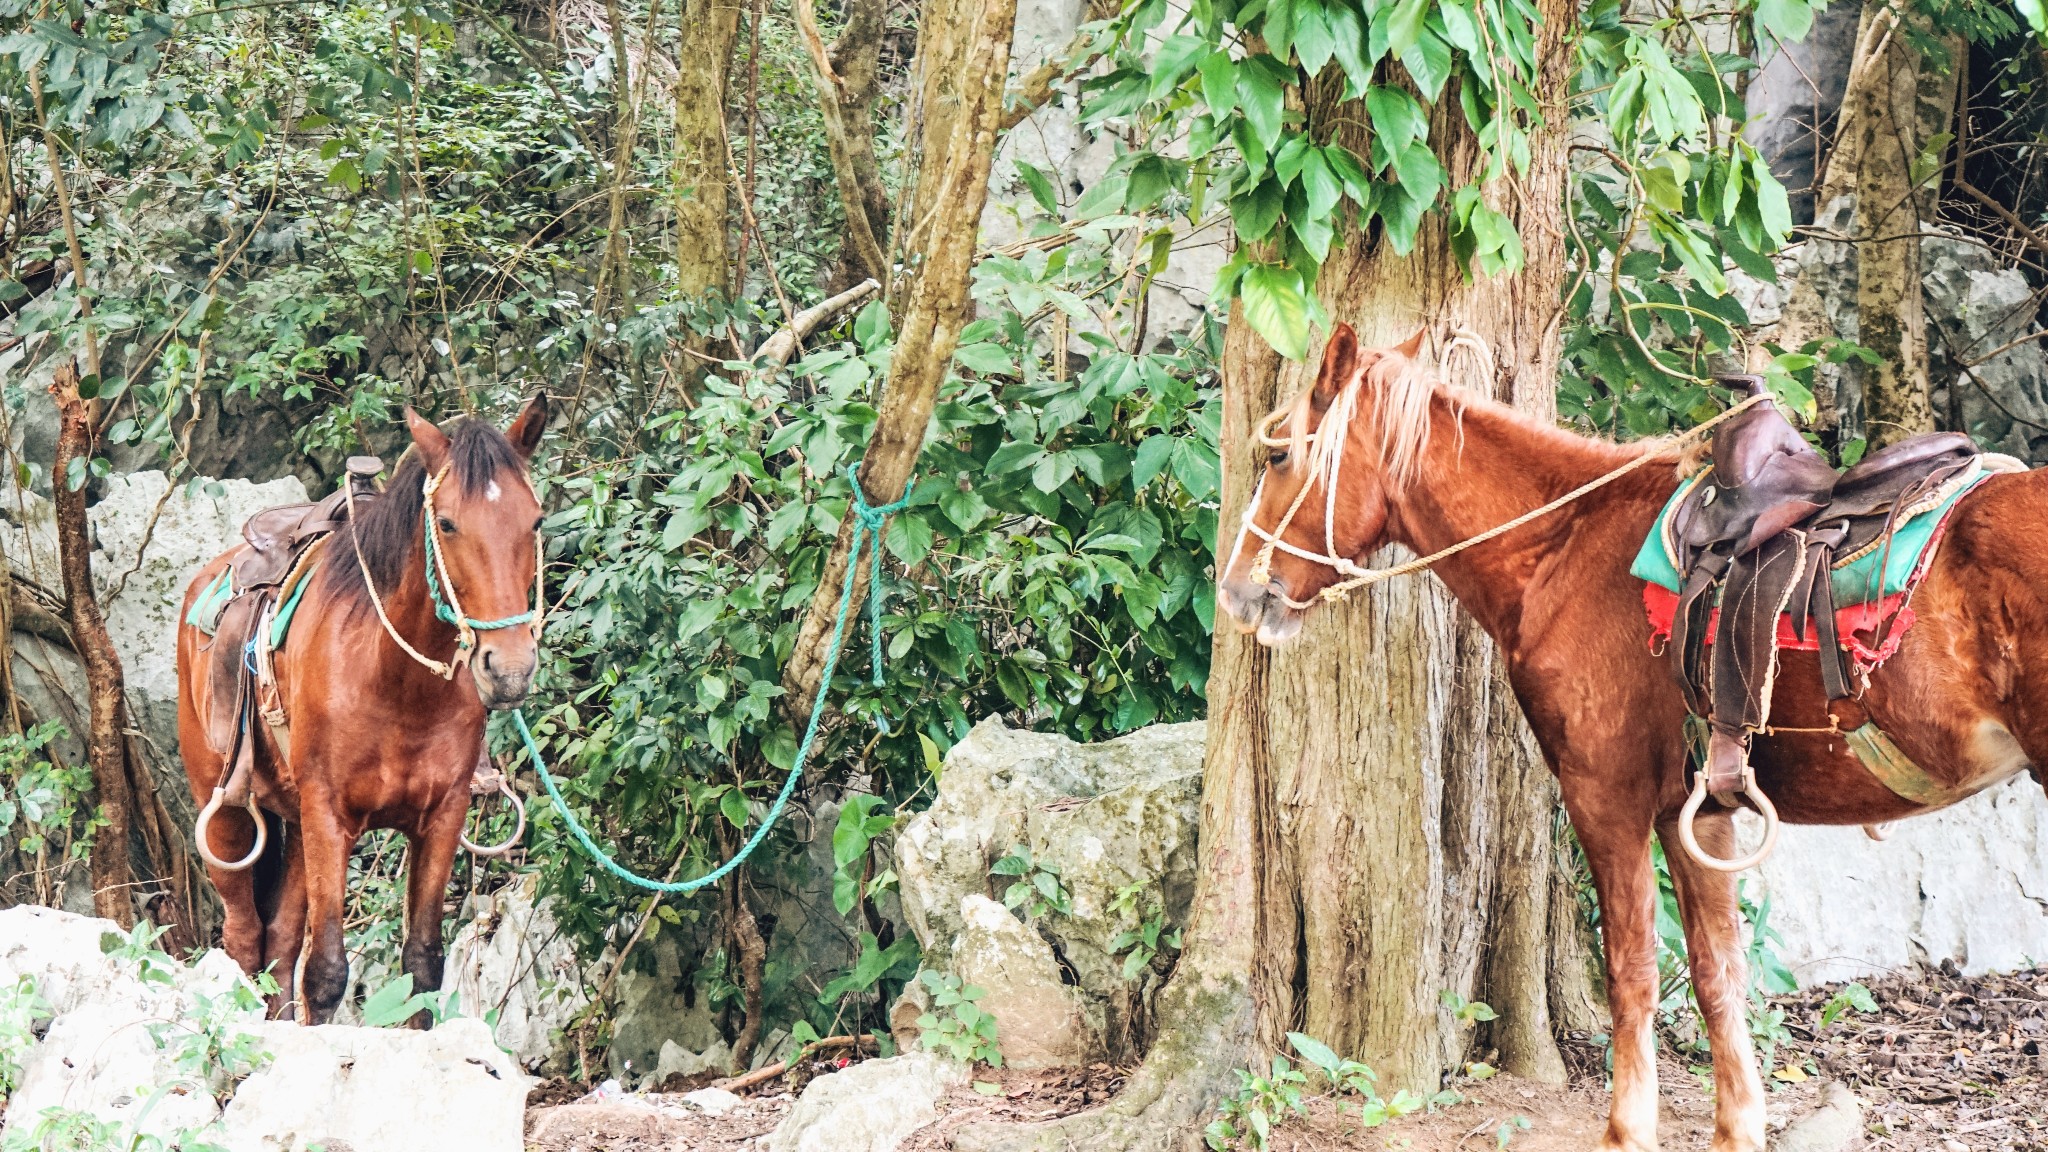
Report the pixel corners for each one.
[1629,464,1988,606]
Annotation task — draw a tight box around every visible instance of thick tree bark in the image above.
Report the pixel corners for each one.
[50,359,137,927]
[674,0,741,301]
[960,7,1587,1148]
[1768,10,1957,447]
[781,0,1019,730]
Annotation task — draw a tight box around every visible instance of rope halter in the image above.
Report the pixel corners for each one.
[348,463,547,681]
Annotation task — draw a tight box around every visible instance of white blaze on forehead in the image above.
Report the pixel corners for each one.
[485,480,502,502]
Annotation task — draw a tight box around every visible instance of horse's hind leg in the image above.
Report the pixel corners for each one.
[260,822,309,1021]
[200,809,267,980]
[1659,810,1766,1152]
[399,795,466,1028]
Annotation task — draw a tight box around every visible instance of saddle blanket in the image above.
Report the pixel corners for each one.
[1630,467,1989,667]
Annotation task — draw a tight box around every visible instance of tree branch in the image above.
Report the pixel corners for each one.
[753,278,880,372]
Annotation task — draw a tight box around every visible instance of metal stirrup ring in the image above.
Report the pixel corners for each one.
[194,786,267,872]
[460,776,528,857]
[1676,768,1780,873]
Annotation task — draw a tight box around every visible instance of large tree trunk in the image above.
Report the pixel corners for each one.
[780,0,1019,730]
[1767,10,1958,447]
[960,8,1586,1150]
[674,0,741,301]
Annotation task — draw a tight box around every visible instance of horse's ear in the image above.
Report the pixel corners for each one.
[1311,323,1361,411]
[404,406,452,473]
[1392,326,1427,360]
[506,391,548,459]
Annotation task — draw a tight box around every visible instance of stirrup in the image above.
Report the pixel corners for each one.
[1676,766,1781,873]
[460,775,528,857]
[194,786,267,872]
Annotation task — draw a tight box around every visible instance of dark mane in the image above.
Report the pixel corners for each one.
[320,418,526,613]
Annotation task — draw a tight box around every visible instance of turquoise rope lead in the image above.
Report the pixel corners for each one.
[513,466,913,894]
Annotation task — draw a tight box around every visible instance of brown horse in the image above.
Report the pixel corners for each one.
[176,399,546,1022]
[1218,325,2047,1152]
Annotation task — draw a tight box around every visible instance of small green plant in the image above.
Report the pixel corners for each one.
[989,845,1071,919]
[1110,911,1184,980]
[1818,981,1877,1031]
[357,974,440,1028]
[1107,883,1182,980]
[914,971,1001,1066]
[0,974,50,1095]
[0,722,93,859]
[1440,991,1499,1026]
[1204,1053,1308,1150]
[1496,1115,1534,1149]
[99,923,179,987]
[1204,1033,1426,1149]
[831,795,897,916]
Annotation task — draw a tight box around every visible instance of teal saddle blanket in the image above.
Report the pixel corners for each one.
[1628,465,1989,607]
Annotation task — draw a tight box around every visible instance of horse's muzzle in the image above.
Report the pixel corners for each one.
[472,645,536,710]
[1218,575,1304,647]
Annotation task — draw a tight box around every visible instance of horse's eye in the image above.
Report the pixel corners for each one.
[1267,450,1289,467]
[437,516,457,535]
[532,516,545,533]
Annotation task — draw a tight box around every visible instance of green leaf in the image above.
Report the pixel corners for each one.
[1236,56,1288,154]
[1386,0,1430,56]
[1239,263,1310,361]
[1198,51,1238,117]
[854,299,892,353]
[1755,0,1814,43]
[1014,160,1059,214]
[360,975,431,1027]
[1286,1032,1343,1076]
[1131,435,1176,489]
[721,786,751,829]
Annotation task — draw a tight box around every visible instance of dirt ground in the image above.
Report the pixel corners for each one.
[524,966,2048,1151]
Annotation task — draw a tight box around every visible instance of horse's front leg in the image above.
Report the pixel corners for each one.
[399,792,467,1028]
[297,804,359,1025]
[1567,778,1662,1152]
[1659,810,1766,1152]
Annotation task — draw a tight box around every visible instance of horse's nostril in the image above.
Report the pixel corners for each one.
[481,649,496,672]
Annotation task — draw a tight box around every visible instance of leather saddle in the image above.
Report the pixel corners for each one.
[1666,377,1977,799]
[199,457,384,798]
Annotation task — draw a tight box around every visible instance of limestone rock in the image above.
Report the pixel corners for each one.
[682,1086,745,1116]
[442,877,587,1072]
[894,716,1203,1061]
[952,894,1094,1070]
[1742,774,2048,986]
[651,1037,733,1084]
[1922,236,2048,462]
[767,1052,965,1152]
[218,1017,529,1152]
[1775,1083,1865,1152]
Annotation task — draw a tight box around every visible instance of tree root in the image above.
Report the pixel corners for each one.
[952,975,1256,1152]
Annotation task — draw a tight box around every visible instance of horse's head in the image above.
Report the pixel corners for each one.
[404,394,548,708]
[1218,323,1429,646]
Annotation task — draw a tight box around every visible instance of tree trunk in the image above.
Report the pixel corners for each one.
[1767,10,1958,447]
[780,0,1019,729]
[50,359,137,927]
[959,8,1588,1150]
[798,0,891,287]
[674,0,741,301]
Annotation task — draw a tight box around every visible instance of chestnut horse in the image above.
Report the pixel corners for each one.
[1219,325,2047,1152]
[176,399,545,1022]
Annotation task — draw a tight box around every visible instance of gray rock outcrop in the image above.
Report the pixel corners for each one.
[442,877,589,1072]
[0,907,531,1152]
[894,716,1203,1063]
[1743,774,2048,987]
[767,1052,964,1152]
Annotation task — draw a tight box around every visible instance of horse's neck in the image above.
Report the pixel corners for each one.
[365,542,462,689]
[1381,393,1660,644]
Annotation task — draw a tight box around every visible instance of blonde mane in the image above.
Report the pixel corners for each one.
[1266,345,1462,496]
